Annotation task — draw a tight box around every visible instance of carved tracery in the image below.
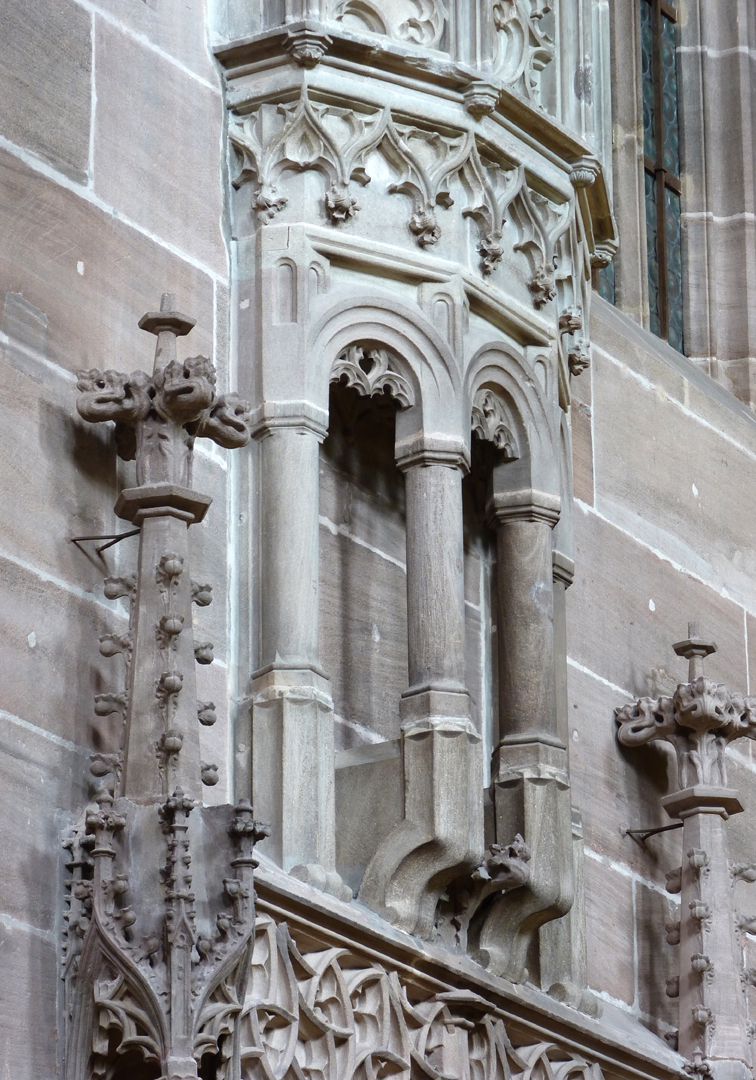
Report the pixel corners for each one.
[229,88,579,297]
[331,344,414,408]
[471,388,520,458]
[237,908,606,1080]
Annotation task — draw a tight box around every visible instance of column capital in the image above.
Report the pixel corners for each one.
[115,484,212,525]
[662,785,743,821]
[395,433,469,473]
[487,489,561,527]
[251,400,329,441]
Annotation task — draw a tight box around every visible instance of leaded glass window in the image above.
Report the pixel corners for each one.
[640,0,684,352]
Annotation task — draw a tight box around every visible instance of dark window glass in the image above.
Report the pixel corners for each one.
[597,260,616,304]
[641,0,684,351]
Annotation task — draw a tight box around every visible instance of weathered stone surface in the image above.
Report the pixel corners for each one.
[592,347,756,612]
[635,883,679,1033]
[683,217,756,367]
[0,354,119,592]
[568,661,689,886]
[0,714,87,929]
[335,742,402,895]
[592,301,688,402]
[320,526,407,743]
[319,457,406,568]
[0,555,122,748]
[0,919,58,1080]
[191,453,230,662]
[0,150,215,376]
[90,0,219,83]
[583,856,635,1005]
[0,0,91,179]
[571,400,594,506]
[93,19,226,275]
[569,502,748,698]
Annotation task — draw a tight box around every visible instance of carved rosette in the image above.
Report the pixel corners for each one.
[615,627,756,1079]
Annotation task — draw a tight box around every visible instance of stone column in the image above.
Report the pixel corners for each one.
[492,496,558,748]
[360,442,483,938]
[665,788,750,1078]
[402,452,467,703]
[478,491,573,982]
[250,411,349,900]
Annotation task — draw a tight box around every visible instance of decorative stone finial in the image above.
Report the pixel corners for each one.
[75,297,254,802]
[65,295,268,1080]
[615,627,756,1080]
[615,627,755,790]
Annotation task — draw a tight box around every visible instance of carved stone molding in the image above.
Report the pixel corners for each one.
[230,88,573,292]
[239,900,608,1080]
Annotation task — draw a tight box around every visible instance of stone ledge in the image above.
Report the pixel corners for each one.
[252,863,685,1080]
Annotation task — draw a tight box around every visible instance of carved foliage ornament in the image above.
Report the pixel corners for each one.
[615,675,756,789]
[230,89,573,297]
[77,360,252,488]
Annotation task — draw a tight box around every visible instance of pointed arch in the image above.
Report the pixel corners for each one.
[465,343,561,502]
[308,292,465,446]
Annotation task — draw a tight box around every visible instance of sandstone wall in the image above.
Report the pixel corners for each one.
[0,4,230,1075]
[1,1,755,1072]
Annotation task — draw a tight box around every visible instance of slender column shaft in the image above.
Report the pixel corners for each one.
[250,417,346,896]
[257,423,323,672]
[402,460,466,696]
[120,498,209,804]
[494,514,557,744]
[669,795,751,1072]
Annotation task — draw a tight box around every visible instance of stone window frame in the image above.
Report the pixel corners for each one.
[603,0,682,343]
[639,0,684,352]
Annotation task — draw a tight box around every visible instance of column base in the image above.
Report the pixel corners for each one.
[359,688,483,937]
[251,667,351,901]
[479,737,573,982]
